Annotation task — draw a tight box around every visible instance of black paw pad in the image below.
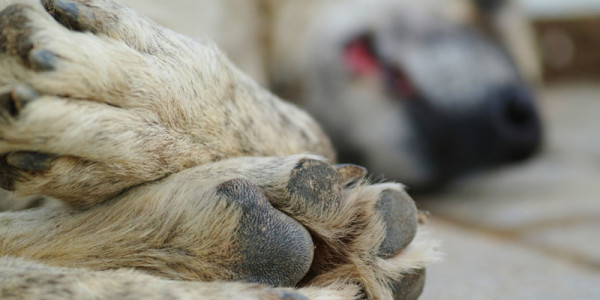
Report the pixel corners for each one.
[42,0,99,33]
[6,151,55,171]
[376,189,418,258]
[217,179,314,287]
[287,159,341,211]
[391,269,426,300]
[0,4,34,59]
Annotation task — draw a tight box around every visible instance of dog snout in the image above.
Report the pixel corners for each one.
[488,84,542,161]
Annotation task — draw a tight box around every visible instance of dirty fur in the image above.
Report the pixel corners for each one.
[0,1,440,299]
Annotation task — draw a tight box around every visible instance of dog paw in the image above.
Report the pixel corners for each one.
[217,178,314,287]
[219,156,428,299]
[0,82,194,207]
[164,156,437,298]
[0,1,333,206]
[278,158,430,299]
[375,188,418,258]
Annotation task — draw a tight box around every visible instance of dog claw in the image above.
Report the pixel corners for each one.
[28,49,58,71]
[11,85,39,109]
[0,85,37,117]
[334,164,367,185]
[43,0,98,33]
[265,290,310,300]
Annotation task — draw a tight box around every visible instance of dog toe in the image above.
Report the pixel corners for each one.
[218,179,314,287]
[390,268,426,300]
[42,0,99,33]
[287,158,342,213]
[0,85,38,118]
[376,189,418,258]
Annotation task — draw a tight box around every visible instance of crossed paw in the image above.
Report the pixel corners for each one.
[0,0,333,207]
[135,156,428,299]
[0,1,438,299]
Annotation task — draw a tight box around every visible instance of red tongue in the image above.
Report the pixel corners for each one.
[344,38,380,75]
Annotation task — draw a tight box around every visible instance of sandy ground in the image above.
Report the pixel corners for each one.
[418,82,600,299]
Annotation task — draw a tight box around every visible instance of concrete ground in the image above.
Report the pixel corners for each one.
[417,82,600,299]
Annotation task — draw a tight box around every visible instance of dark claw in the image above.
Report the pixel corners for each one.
[217,179,313,287]
[376,189,418,258]
[6,152,56,171]
[0,85,37,117]
[266,290,310,300]
[334,163,367,185]
[0,91,18,117]
[43,0,97,33]
[391,269,426,300]
[28,49,57,71]
[11,85,39,111]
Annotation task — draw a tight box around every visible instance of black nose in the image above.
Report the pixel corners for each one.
[488,85,542,161]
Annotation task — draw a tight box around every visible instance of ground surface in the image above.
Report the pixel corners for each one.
[418,82,600,299]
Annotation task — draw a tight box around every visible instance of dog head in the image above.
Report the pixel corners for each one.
[271,0,543,190]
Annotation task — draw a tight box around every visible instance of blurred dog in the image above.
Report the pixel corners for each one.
[121,0,543,190]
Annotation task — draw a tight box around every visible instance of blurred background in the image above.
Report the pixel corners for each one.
[421,0,600,298]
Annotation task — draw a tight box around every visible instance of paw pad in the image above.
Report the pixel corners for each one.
[376,189,418,258]
[217,179,314,287]
[391,268,426,300]
[287,159,341,212]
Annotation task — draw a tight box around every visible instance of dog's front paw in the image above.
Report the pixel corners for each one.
[198,156,438,299]
[0,2,186,205]
[0,82,196,207]
[268,158,436,299]
[0,1,241,206]
[0,1,334,206]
